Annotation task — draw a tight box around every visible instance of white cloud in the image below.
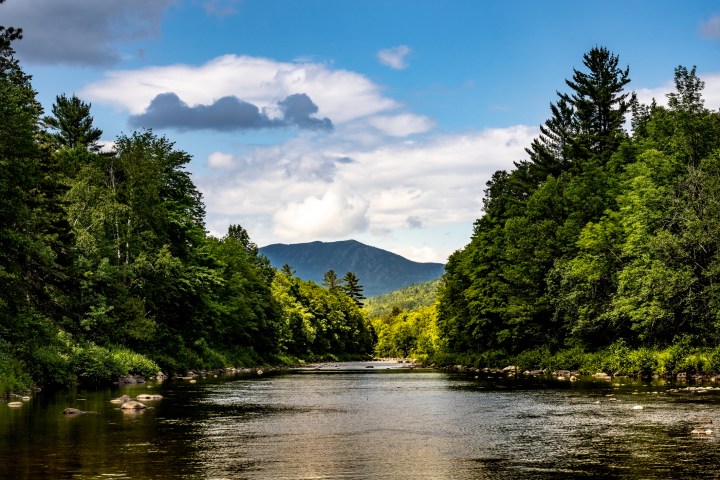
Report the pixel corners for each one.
[207,152,236,169]
[81,55,399,125]
[272,185,370,240]
[198,124,536,247]
[367,114,435,137]
[377,45,412,70]
[700,15,720,39]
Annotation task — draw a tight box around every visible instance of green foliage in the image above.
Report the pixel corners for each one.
[373,305,439,360]
[437,48,720,375]
[364,279,440,319]
[42,93,102,151]
[0,343,31,392]
[273,270,375,358]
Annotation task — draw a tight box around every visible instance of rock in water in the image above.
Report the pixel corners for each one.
[63,408,82,415]
[110,395,131,404]
[120,401,147,410]
[136,394,163,401]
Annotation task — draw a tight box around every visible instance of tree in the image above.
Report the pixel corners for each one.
[42,94,103,151]
[0,0,23,75]
[561,46,632,162]
[323,269,340,292]
[523,96,578,182]
[342,271,365,308]
[281,264,295,277]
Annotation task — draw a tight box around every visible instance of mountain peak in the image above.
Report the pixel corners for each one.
[259,239,444,297]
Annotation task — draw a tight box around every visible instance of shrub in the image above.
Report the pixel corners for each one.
[627,348,658,378]
[30,346,75,386]
[109,346,159,377]
[71,343,119,383]
[0,351,31,392]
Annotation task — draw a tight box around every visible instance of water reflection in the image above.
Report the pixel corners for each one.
[3,367,720,478]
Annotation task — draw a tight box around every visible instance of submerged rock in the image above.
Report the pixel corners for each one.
[7,402,23,408]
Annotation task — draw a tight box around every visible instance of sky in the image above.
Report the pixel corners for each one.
[4,1,720,263]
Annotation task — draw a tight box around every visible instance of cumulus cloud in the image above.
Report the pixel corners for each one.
[2,0,174,65]
[272,186,370,240]
[700,15,720,38]
[82,55,399,125]
[129,92,332,132]
[198,124,537,243]
[367,114,435,137]
[377,45,412,70]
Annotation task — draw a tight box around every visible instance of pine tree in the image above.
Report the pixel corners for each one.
[323,269,340,292]
[42,94,103,151]
[561,46,632,162]
[342,271,365,308]
[522,96,577,182]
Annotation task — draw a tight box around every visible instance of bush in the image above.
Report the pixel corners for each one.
[109,346,159,377]
[627,348,658,378]
[0,351,31,392]
[30,346,75,386]
[72,343,119,383]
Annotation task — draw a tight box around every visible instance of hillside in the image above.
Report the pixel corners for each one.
[259,240,445,297]
[363,279,441,319]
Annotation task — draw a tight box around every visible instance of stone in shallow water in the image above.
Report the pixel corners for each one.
[136,394,163,401]
[120,401,147,410]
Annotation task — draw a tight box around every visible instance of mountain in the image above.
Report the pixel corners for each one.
[259,240,445,297]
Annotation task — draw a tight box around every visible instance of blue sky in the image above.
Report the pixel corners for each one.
[4,1,720,262]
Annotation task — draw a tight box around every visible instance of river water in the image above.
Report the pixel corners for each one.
[2,361,720,479]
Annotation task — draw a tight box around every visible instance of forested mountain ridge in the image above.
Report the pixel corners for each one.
[260,240,445,297]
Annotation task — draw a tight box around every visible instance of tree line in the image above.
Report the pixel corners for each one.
[0,8,373,391]
[433,47,720,375]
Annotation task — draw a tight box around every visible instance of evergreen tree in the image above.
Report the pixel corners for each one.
[323,269,340,292]
[522,96,577,183]
[42,94,103,151]
[342,271,366,308]
[561,46,632,162]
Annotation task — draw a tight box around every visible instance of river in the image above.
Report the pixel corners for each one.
[2,361,720,479]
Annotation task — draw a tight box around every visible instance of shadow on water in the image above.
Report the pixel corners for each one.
[4,365,720,479]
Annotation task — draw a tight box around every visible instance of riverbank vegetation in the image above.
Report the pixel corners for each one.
[5,1,720,390]
[366,47,720,379]
[0,10,373,391]
[433,47,720,377]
